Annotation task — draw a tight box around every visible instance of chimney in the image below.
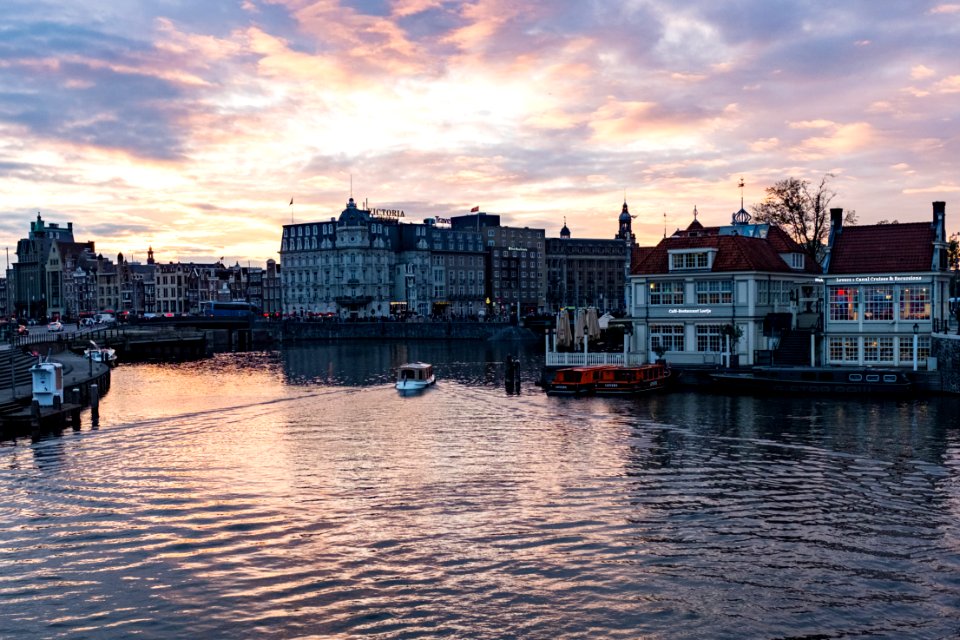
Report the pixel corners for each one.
[830,208,844,233]
[933,201,946,238]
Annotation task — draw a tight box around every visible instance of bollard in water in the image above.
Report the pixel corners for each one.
[504,355,522,394]
[30,400,41,429]
[90,383,100,426]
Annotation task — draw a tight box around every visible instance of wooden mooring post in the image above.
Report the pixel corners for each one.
[90,383,100,426]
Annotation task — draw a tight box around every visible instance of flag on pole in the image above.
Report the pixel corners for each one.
[289,198,294,205]
[470,206,479,212]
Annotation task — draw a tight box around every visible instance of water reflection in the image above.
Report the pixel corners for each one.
[0,345,957,639]
[280,340,544,388]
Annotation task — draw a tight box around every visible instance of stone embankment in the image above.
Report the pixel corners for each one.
[264,320,538,343]
[931,332,960,394]
[0,345,111,436]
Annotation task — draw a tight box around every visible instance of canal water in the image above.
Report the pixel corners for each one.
[1,342,958,639]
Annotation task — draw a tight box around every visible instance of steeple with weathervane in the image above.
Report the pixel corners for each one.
[732,177,752,225]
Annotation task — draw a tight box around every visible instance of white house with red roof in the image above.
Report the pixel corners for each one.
[820,201,950,369]
[627,207,820,366]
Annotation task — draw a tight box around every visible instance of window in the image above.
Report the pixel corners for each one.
[670,252,709,270]
[696,325,723,352]
[650,324,684,352]
[696,280,733,304]
[649,281,684,305]
[899,336,930,363]
[863,286,894,321]
[827,336,859,363]
[899,286,930,320]
[829,286,858,321]
[863,336,894,363]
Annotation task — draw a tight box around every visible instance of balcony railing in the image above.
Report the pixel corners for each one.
[545,352,638,367]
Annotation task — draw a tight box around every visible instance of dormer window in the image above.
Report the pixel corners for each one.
[669,249,715,271]
[781,253,805,270]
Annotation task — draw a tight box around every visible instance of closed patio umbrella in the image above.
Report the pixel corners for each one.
[586,307,601,340]
[574,308,586,347]
[556,310,572,348]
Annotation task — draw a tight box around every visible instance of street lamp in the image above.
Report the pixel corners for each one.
[912,322,919,371]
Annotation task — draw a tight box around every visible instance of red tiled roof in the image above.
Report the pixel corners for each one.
[827,222,933,274]
[632,245,655,268]
[631,234,798,275]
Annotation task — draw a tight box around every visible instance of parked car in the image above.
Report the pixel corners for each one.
[48,321,63,332]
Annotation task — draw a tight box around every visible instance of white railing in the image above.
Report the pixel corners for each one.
[546,352,645,367]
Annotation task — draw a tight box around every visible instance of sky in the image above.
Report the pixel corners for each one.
[1,0,959,267]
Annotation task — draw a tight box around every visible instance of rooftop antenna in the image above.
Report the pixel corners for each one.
[738,176,745,209]
[663,212,667,238]
[289,196,294,224]
[350,174,353,199]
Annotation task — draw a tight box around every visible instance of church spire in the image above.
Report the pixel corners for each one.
[617,200,634,242]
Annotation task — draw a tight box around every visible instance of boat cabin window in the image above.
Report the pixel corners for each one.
[865,374,879,383]
[882,375,898,383]
[848,374,863,382]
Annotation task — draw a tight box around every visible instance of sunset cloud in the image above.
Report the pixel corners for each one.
[1,0,959,265]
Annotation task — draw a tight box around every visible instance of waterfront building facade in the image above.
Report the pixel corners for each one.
[280,198,400,318]
[280,198,485,319]
[450,212,546,317]
[819,202,951,369]
[12,214,80,320]
[545,202,634,313]
[44,240,96,320]
[626,207,820,366]
[155,262,193,315]
[263,259,282,316]
[95,256,121,313]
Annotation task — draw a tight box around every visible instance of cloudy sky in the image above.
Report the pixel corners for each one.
[1,0,958,266]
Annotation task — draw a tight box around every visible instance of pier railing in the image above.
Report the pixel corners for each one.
[545,352,650,367]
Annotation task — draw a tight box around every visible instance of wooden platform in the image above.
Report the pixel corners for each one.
[1,401,83,433]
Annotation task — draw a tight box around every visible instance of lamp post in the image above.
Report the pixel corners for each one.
[913,322,919,371]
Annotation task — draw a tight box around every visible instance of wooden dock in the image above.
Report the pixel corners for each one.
[2,399,83,433]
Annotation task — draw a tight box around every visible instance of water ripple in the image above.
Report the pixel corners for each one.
[0,347,958,639]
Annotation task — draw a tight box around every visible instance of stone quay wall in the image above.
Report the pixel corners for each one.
[260,320,537,343]
[931,332,960,395]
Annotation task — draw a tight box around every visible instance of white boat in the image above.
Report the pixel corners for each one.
[84,341,117,365]
[396,362,435,392]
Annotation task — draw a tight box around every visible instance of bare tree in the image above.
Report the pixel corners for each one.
[752,174,855,265]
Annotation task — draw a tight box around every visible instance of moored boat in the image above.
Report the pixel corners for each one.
[84,341,117,365]
[709,367,912,395]
[544,365,613,396]
[396,362,436,392]
[594,363,671,396]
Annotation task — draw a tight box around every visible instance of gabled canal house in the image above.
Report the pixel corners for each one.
[626,207,820,366]
[820,202,950,369]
